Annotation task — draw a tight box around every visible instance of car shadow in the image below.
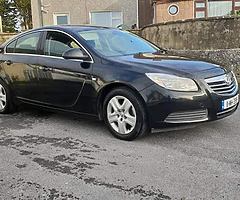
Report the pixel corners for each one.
[5,104,240,146]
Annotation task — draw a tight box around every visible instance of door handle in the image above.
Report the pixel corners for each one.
[39,66,53,72]
[5,60,12,65]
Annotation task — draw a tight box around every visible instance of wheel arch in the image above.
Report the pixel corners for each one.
[0,73,14,92]
[0,73,18,105]
[97,82,147,120]
[0,74,17,113]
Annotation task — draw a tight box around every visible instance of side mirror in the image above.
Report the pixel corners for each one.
[62,48,90,61]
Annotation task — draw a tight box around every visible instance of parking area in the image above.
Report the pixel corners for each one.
[0,106,239,200]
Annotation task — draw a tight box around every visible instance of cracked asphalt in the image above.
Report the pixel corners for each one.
[0,106,240,200]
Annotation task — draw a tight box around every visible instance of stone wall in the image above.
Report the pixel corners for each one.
[0,33,16,45]
[140,16,240,50]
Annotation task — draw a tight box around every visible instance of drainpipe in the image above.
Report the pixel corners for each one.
[152,0,157,24]
[205,0,208,18]
[37,0,43,27]
[137,0,139,28]
[232,0,236,14]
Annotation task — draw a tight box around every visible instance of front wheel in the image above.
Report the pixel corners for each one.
[103,87,149,141]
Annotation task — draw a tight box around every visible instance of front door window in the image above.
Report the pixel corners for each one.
[44,31,80,57]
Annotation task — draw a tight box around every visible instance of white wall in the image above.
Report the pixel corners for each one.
[31,0,138,29]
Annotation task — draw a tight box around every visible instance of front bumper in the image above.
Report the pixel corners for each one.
[140,83,239,128]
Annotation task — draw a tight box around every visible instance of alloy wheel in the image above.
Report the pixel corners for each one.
[107,95,137,135]
[0,84,7,111]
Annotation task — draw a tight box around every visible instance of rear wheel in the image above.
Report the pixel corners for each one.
[0,80,16,114]
[103,87,149,140]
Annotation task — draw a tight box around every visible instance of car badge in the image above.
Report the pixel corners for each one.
[225,74,232,85]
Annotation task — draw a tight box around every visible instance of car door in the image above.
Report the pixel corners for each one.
[1,32,43,101]
[36,30,92,108]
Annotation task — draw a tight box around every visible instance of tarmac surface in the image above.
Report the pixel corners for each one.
[0,106,240,200]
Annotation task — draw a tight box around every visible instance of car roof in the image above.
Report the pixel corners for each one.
[34,25,113,33]
[0,25,114,48]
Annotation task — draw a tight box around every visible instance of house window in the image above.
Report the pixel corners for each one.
[168,5,179,16]
[235,1,240,7]
[208,1,232,17]
[90,11,123,28]
[53,13,70,25]
[196,2,205,8]
[196,11,205,18]
[195,0,207,18]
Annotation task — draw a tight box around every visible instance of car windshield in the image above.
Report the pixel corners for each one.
[78,29,159,57]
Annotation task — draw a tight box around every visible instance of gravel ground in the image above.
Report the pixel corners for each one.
[0,106,240,200]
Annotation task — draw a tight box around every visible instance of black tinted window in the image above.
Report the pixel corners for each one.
[6,40,17,53]
[44,31,80,57]
[15,32,40,54]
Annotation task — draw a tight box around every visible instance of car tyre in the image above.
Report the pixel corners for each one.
[0,79,16,114]
[103,87,149,141]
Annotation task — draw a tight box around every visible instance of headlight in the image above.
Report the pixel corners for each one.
[146,73,198,92]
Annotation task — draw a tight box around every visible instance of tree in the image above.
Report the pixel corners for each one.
[236,10,240,16]
[0,0,18,32]
[14,0,32,30]
[230,10,240,16]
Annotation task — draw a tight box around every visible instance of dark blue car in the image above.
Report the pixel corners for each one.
[0,26,238,140]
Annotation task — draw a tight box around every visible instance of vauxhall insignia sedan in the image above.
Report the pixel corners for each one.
[0,26,239,140]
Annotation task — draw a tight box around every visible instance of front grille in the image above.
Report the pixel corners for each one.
[205,72,238,95]
[164,109,208,123]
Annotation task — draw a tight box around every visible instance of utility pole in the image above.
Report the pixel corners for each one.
[137,0,139,29]
[37,0,43,27]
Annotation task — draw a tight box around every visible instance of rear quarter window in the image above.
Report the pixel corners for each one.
[6,40,17,53]
[15,32,41,54]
